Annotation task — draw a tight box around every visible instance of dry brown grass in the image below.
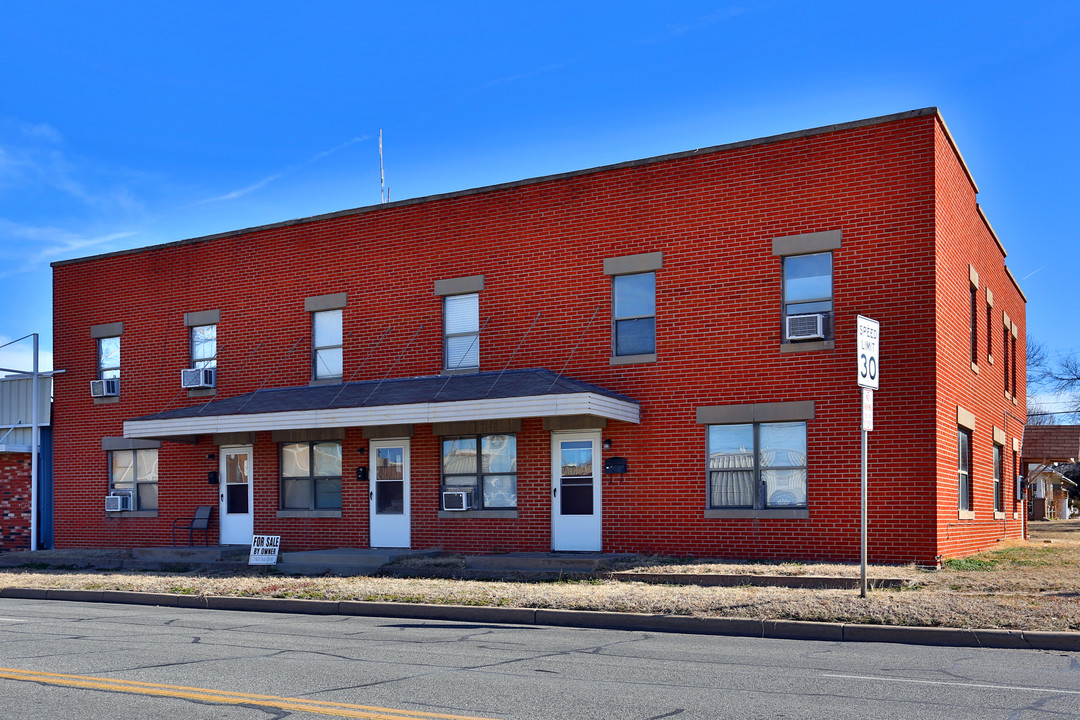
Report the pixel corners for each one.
[2,521,1078,631]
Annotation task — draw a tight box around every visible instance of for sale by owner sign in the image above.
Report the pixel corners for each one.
[249,535,280,565]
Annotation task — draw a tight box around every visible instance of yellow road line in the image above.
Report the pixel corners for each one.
[0,666,500,720]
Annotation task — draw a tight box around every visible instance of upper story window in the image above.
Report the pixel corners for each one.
[612,272,656,356]
[1003,322,1011,396]
[783,252,833,341]
[110,448,157,511]
[444,293,480,370]
[434,275,485,372]
[442,434,517,509]
[773,230,841,347]
[604,252,662,363]
[312,309,343,380]
[280,441,342,510]
[191,324,217,369]
[305,293,347,382]
[708,421,808,510]
[969,284,979,366]
[98,336,121,380]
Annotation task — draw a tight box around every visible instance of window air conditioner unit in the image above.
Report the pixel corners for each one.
[785,313,825,341]
[181,367,216,389]
[90,379,120,397]
[442,491,472,511]
[105,492,132,512]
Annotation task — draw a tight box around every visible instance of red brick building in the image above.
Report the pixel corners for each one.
[50,108,1027,564]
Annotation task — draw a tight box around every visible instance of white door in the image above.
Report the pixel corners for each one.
[552,432,602,551]
[369,439,410,548]
[219,446,254,545]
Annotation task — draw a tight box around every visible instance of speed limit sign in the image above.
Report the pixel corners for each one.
[857,316,879,390]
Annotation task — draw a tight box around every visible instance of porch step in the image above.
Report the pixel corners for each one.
[464,552,633,573]
[277,548,440,575]
[132,546,250,563]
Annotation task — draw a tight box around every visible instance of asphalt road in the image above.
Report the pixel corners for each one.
[0,599,1077,719]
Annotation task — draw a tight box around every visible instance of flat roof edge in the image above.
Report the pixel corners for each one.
[1005,266,1028,303]
[934,112,979,195]
[52,107,940,269]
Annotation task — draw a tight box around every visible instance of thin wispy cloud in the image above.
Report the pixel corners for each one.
[197,135,370,205]
[463,60,577,96]
[0,219,137,276]
[1023,265,1045,280]
[641,7,748,45]
[19,121,62,143]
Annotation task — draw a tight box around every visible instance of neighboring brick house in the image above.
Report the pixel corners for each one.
[1022,425,1080,520]
[50,108,1027,564]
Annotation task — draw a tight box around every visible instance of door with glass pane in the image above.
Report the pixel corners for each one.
[219,446,254,545]
[551,432,602,551]
[369,439,410,548]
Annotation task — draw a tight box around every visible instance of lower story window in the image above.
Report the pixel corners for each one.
[708,422,807,509]
[110,449,158,510]
[281,441,342,510]
[958,429,972,512]
[442,434,517,509]
[993,443,1003,514]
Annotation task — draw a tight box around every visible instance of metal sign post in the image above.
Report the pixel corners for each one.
[856,316,880,598]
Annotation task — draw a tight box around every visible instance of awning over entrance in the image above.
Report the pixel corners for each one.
[123,368,639,440]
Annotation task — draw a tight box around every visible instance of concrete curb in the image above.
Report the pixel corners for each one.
[2,587,1077,651]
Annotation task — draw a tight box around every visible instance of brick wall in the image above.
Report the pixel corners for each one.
[933,121,1028,559]
[0,452,31,552]
[50,109,1025,564]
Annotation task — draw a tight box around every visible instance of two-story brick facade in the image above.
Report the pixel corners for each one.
[50,108,1027,564]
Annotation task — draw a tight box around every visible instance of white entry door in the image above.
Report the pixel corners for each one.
[219,446,254,545]
[369,439,410,548]
[551,432,602,551]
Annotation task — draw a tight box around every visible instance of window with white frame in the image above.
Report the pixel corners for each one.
[782,252,833,341]
[98,336,120,380]
[612,272,655,356]
[191,324,217,369]
[280,441,342,510]
[441,434,517,509]
[312,309,343,380]
[708,422,807,509]
[110,449,157,511]
[958,428,972,512]
[444,293,479,370]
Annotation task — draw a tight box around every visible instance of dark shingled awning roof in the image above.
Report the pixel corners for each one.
[124,368,639,439]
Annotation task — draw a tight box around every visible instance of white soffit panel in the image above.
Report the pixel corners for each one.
[124,392,640,439]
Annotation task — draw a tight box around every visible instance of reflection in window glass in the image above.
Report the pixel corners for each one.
[280,441,342,510]
[442,434,517,509]
[109,448,158,511]
[613,273,655,356]
[782,252,833,341]
[708,422,808,509]
[99,337,121,380]
[191,324,217,369]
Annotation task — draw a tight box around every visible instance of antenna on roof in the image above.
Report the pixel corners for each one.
[379,129,389,203]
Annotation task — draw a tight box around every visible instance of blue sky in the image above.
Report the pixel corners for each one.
[1,2,1077,410]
